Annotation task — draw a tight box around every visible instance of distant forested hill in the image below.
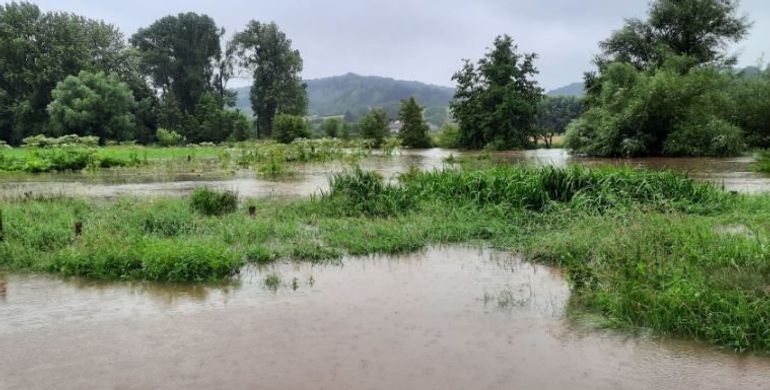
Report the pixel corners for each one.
[235,73,455,126]
[234,75,590,125]
[547,82,585,97]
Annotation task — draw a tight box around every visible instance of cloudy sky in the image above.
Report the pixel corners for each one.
[32,0,770,90]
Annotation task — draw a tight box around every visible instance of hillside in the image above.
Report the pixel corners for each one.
[547,82,585,97]
[234,75,589,125]
[235,73,455,126]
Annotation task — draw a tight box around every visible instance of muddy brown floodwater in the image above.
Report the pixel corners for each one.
[1,247,768,389]
[0,148,768,199]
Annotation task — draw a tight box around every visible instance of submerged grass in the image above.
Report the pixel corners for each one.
[0,139,370,174]
[0,165,768,352]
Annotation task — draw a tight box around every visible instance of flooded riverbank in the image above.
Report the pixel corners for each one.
[0,148,767,199]
[1,247,768,389]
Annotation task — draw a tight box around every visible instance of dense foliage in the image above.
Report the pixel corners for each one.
[450,35,543,150]
[0,2,128,144]
[569,0,759,157]
[47,71,136,143]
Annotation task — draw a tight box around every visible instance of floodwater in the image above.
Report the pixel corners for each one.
[1,247,768,389]
[0,148,768,199]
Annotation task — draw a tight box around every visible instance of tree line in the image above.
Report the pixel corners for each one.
[2,0,763,156]
[0,2,307,145]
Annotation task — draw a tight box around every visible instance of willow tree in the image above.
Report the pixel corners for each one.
[231,21,307,138]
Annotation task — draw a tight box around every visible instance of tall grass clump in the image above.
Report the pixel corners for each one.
[190,188,238,216]
[323,167,415,217]
[399,165,727,213]
[525,212,770,352]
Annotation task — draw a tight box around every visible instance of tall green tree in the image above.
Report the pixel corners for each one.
[359,109,389,148]
[398,97,431,148]
[450,35,543,150]
[47,71,135,143]
[0,2,128,144]
[231,21,307,138]
[130,13,221,114]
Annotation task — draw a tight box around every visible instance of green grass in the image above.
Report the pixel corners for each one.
[0,165,768,352]
[0,139,372,174]
[755,150,770,173]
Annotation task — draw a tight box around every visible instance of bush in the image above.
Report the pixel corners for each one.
[565,59,741,157]
[190,188,238,216]
[273,114,309,144]
[435,124,461,148]
[156,128,184,147]
[663,118,744,157]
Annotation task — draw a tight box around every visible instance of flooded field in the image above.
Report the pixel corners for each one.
[1,247,768,389]
[0,148,767,199]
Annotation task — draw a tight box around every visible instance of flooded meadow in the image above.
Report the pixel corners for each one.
[2,247,769,389]
[1,149,770,389]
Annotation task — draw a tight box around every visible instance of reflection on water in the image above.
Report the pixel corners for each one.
[1,247,768,389]
[0,273,6,301]
[1,148,768,199]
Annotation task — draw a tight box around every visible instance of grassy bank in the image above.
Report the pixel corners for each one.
[0,165,768,352]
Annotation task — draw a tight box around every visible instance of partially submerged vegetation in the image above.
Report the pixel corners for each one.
[0,137,374,174]
[1,164,768,352]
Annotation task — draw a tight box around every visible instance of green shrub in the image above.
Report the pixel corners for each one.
[190,188,238,216]
[435,124,461,148]
[156,128,184,147]
[663,118,744,157]
[273,114,309,144]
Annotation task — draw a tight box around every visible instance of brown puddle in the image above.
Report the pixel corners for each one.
[0,148,769,200]
[1,247,768,389]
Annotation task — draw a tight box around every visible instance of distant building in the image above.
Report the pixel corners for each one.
[388,120,403,134]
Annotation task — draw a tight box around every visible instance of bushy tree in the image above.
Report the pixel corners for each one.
[0,2,128,144]
[450,35,543,150]
[571,0,753,156]
[231,21,307,138]
[728,70,770,147]
[273,114,308,144]
[47,71,135,143]
[130,13,221,114]
[359,109,389,148]
[565,59,741,157]
[321,118,342,138]
[398,97,431,148]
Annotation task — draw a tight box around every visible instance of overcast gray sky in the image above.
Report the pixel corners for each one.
[31,0,770,90]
